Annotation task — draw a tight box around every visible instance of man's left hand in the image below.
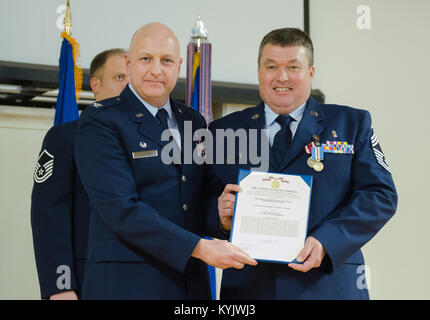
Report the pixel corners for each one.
[288,236,326,272]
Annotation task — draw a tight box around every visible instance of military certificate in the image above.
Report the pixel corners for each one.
[230,169,313,263]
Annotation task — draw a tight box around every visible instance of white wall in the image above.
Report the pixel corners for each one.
[0,0,303,84]
[0,107,54,299]
[310,0,430,299]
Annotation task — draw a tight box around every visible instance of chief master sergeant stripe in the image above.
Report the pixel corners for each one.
[370,130,391,173]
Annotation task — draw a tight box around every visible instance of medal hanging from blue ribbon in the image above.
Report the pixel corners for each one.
[311,146,324,161]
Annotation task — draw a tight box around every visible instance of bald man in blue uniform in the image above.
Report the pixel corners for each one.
[31,48,128,299]
[208,28,397,299]
[75,23,255,300]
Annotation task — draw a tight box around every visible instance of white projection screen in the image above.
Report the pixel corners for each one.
[0,0,304,84]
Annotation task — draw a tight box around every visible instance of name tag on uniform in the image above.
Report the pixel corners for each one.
[132,150,158,159]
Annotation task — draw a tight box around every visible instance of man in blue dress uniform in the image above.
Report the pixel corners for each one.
[207,28,398,299]
[31,48,128,299]
[75,22,256,299]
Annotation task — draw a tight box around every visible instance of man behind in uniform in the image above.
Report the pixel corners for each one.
[75,22,256,300]
[207,27,398,299]
[31,48,128,300]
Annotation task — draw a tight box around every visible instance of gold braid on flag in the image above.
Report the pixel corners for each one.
[61,32,82,100]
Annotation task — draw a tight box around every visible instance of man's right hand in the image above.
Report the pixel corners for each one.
[218,184,241,231]
[191,238,257,270]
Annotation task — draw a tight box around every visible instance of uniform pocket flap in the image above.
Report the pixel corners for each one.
[323,153,354,162]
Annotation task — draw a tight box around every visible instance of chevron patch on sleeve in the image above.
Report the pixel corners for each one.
[33,149,54,183]
[370,130,390,173]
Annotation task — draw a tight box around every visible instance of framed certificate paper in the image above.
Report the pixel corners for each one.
[230,169,313,264]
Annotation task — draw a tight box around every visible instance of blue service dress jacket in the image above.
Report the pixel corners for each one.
[75,86,211,299]
[31,120,90,299]
[206,97,398,299]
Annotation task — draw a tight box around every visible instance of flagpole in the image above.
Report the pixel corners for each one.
[54,0,81,125]
[186,18,216,299]
[186,17,212,125]
[64,0,71,36]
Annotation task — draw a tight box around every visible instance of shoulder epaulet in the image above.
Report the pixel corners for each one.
[179,103,200,115]
[89,96,124,110]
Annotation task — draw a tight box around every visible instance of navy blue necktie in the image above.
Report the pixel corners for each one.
[272,115,293,167]
[156,108,182,163]
[156,108,169,130]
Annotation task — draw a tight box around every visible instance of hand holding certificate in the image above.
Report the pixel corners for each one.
[230,170,313,264]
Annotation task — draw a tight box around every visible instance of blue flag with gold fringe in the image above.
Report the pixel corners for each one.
[54,32,81,125]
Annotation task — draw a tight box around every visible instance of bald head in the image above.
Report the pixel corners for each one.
[126,22,182,107]
[129,23,180,59]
